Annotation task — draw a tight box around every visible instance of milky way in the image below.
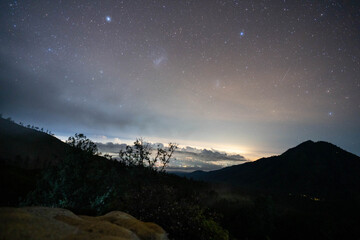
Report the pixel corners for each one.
[1,0,359,165]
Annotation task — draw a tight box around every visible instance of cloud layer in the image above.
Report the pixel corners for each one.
[96,141,248,171]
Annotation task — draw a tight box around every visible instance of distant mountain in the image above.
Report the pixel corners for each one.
[0,118,70,169]
[188,140,360,199]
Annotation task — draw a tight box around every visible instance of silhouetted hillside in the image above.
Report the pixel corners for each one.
[0,117,70,169]
[188,140,360,199]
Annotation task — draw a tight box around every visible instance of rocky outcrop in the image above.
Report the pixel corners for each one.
[0,207,168,240]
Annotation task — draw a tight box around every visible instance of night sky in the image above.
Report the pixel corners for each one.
[1,0,359,170]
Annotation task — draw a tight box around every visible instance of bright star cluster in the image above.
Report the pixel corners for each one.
[0,0,359,162]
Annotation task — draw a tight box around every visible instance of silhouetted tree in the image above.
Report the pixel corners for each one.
[66,133,98,155]
[154,143,178,172]
[119,138,177,171]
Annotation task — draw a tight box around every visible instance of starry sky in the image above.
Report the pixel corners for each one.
[1,0,359,170]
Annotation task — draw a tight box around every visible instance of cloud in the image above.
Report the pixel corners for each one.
[96,141,167,154]
[96,141,248,171]
[96,142,128,154]
[176,146,247,162]
[171,146,247,171]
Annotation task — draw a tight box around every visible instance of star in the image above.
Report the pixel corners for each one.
[240,31,244,36]
[106,16,111,23]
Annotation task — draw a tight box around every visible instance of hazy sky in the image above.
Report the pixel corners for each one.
[1,0,359,168]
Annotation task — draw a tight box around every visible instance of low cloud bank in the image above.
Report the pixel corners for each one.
[96,142,248,171]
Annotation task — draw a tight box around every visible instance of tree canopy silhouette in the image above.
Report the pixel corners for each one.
[66,133,98,155]
[119,138,177,172]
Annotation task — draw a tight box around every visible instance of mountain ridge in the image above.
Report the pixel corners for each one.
[188,140,360,199]
[0,117,70,169]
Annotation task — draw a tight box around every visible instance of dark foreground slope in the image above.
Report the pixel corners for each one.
[0,118,71,205]
[189,140,360,199]
[0,117,70,169]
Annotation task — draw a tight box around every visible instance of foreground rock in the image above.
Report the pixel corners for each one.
[0,207,168,240]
